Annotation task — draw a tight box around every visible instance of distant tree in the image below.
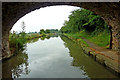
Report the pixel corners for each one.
[60,8,109,34]
[20,21,26,41]
[21,21,26,32]
[45,29,50,34]
[40,29,45,34]
[55,29,58,31]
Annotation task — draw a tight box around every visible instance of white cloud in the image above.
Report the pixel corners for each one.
[11,5,80,33]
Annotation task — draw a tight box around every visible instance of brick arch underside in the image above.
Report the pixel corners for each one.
[2,2,120,59]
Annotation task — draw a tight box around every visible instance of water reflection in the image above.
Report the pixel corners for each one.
[27,38,39,44]
[60,35,118,78]
[2,50,30,79]
[40,37,46,40]
[50,34,59,37]
[27,34,59,43]
[46,36,50,39]
[2,35,119,78]
[40,34,58,40]
[2,35,59,79]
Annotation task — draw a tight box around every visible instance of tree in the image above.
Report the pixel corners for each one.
[40,29,45,34]
[20,21,26,42]
[60,8,109,35]
[45,29,50,34]
[21,21,26,32]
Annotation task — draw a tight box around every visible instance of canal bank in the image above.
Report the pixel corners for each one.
[63,34,120,76]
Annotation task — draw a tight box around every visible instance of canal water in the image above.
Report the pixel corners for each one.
[2,36,119,78]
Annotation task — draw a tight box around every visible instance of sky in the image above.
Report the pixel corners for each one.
[11,5,80,33]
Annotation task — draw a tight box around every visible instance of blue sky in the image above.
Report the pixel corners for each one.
[11,5,80,33]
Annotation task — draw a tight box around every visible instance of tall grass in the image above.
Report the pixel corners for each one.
[9,32,27,54]
[64,30,110,48]
[9,31,50,54]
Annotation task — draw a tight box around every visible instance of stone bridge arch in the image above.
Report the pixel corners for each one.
[2,2,120,59]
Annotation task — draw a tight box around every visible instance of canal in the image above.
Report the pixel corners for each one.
[2,36,119,78]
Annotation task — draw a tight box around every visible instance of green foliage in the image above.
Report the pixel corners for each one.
[45,29,50,34]
[9,21,28,54]
[39,29,59,36]
[49,29,59,33]
[60,8,110,48]
[9,32,27,54]
[9,28,59,54]
[40,29,45,34]
[64,30,110,48]
[60,8,110,35]
[9,32,41,54]
[64,33,89,47]
[89,31,110,47]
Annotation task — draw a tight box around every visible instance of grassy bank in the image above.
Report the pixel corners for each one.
[64,30,110,48]
[9,33,44,55]
[60,8,111,49]
[9,31,58,55]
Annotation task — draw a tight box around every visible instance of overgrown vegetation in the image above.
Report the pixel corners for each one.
[60,8,110,48]
[9,21,60,55]
[9,21,41,54]
[39,29,59,36]
[9,32,26,54]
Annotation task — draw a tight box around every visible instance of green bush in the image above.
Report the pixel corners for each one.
[9,32,27,54]
[60,8,110,48]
